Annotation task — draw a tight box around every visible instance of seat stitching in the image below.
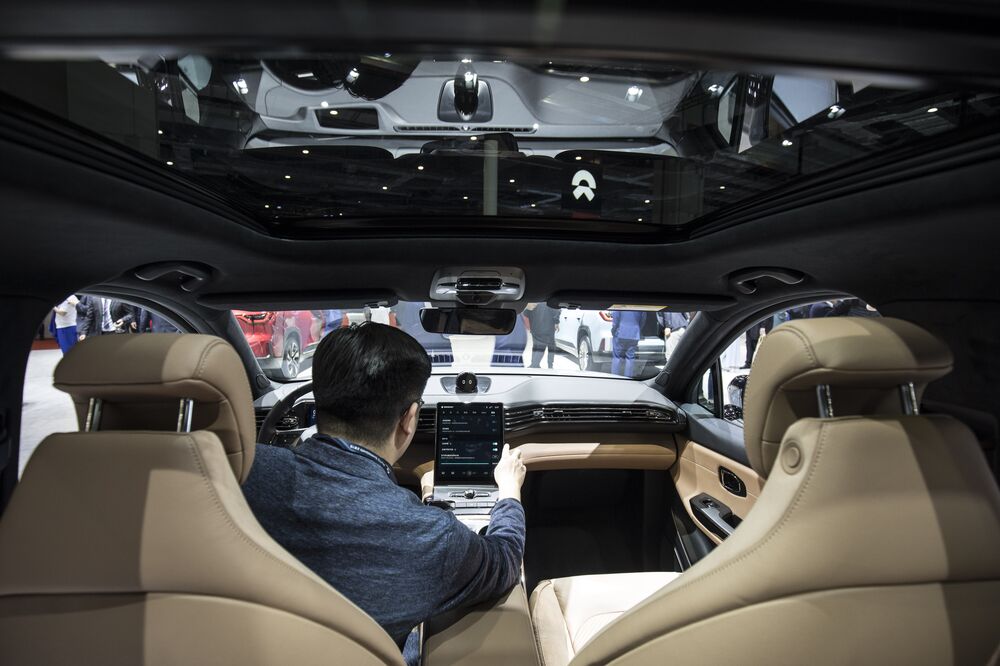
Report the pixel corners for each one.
[178,432,373,639]
[179,432,401,658]
[744,327,818,471]
[781,324,820,368]
[530,582,551,666]
[192,342,252,478]
[552,582,576,653]
[572,610,626,645]
[182,432,314,574]
[538,580,576,664]
[193,340,225,379]
[744,326,817,417]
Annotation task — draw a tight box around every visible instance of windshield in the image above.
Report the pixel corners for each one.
[233,304,685,382]
[2,54,997,232]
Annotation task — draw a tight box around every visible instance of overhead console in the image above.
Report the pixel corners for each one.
[429,266,525,306]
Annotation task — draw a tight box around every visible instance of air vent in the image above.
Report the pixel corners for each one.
[395,125,536,134]
[429,352,455,365]
[504,404,677,432]
[492,354,523,366]
[417,407,437,433]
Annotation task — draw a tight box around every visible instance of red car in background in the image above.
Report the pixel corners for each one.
[233,310,322,379]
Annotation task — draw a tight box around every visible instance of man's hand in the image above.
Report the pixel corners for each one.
[494,444,526,503]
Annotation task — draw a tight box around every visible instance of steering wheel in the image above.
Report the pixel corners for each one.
[257,381,315,446]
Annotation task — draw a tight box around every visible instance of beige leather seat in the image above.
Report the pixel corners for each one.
[0,334,405,665]
[530,572,680,665]
[530,317,1000,665]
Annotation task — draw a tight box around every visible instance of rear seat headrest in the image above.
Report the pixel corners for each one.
[53,334,257,482]
[743,317,952,478]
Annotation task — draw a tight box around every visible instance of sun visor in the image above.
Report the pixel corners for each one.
[197,290,398,311]
[547,291,735,312]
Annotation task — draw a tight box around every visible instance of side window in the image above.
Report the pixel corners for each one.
[20,295,184,477]
[705,298,880,425]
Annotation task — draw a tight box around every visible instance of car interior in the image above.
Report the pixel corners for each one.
[0,1,999,664]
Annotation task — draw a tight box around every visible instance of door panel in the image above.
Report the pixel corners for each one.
[671,438,763,545]
[683,403,750,466]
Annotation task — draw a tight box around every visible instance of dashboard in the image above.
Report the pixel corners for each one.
[255,373,686,447]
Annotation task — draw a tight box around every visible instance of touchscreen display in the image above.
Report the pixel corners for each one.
[435,403,504,486]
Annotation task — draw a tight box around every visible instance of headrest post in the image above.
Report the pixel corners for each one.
[816,384,834,418]
[177,398,194,433]
[899,382,919,416]
[84,398,103,432]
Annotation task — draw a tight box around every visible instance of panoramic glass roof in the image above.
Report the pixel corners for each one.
[1,53,998,232]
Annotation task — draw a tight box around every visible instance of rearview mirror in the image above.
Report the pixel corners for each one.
[419,308,516,335]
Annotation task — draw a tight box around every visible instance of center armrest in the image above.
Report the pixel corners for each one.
[422,584,541,666]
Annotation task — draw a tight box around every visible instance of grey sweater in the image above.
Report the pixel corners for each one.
[242,435,526,648]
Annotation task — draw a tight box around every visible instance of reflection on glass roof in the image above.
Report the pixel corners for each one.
[0,53,997,230]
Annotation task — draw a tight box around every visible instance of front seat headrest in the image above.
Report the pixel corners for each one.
[743,317,952,478]
[53,334,256,482]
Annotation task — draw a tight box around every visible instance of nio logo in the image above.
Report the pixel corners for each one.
[571,170,597,201]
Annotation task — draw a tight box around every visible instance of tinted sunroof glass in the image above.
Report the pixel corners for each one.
[1,54,998,230]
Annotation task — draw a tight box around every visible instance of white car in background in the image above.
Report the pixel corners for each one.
[554,309,665,373]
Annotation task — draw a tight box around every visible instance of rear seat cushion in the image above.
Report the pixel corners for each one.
[529,572,680,666]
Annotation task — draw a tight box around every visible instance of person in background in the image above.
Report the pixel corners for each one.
[112,301,139,333]
[525,303,560,369]
[832,298,881,318]
[389,302,425,336]
[323,309,345,337]
[743,315,773,369]
[809,300,837,318]
[78,296,140,339]
[52,294,80,354]
[76,295,115,340]
[772,304,810,331]
[611,310,646,377]
[858,302,881,317]
[657,310,689,362]
[137,308,180,333]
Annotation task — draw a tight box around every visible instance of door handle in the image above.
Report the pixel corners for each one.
[134,261,213,293]
[719,466,747,497]
[690,493,741,540]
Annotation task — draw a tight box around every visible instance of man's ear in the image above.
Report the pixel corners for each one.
[391,402,419,457]
[400,402,419,439]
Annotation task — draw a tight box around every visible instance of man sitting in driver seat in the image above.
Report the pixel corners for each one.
[243,322,527,664]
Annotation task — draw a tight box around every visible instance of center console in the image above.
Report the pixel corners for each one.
[429,402,503,520]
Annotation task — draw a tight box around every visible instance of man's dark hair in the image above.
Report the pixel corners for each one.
[312,322,432,444]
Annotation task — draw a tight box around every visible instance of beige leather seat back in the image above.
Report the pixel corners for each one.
[570,318,1000,665]
[0,334,404,665]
